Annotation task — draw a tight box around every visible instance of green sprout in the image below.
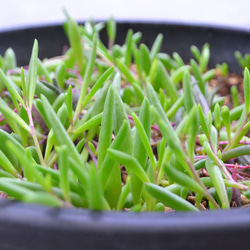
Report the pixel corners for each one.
[216,62,229,77]
[235,51,250,70]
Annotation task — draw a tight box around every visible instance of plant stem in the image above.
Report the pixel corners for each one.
[186,158,220,209]
[85,142,97,166]
[223,114,250,152]
[219,140,250,145]
[46,151,58,167]
[26,104,45,166]
[227,168,245,180]
[226,163,250,169]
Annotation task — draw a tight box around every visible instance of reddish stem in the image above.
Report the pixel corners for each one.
[86,143,98,166]
[53,162,58,170]
[67,68,83,83]
[219,140,250,145]
[0,104,21,122]
[225,163,250,169]
[127,114,175,133]
[227,168,245,180]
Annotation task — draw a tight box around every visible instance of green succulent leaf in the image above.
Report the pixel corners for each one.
[74,33,97,119]
[97,85,114,169]
[150,33,163,61]
[145,183,199,212]
[0,98,31,134]
[66,16,85,74]
[131,98,152,204]
[205,157,229,209]
[244,67,250,115]
[40,95,84,168]
[88,162,104,210]
[26,39,38,109]
[108,149,150,183]
[57,145,71,203]
[0,69,23,108]
[164,163,205,195]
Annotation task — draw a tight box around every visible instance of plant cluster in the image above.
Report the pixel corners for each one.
[0,14,250,212]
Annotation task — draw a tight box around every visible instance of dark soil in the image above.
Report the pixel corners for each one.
[210,70,244,108]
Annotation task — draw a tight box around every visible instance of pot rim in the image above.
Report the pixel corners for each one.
[1,19,250,33]
[1,199,250,231]
[1,200,249,250]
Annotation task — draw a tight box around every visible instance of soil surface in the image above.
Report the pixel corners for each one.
[210,70,244,108]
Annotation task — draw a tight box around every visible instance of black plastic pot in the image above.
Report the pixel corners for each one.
[0,22,250,250]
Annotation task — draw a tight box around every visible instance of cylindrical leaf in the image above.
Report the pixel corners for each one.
[27,39,38,108]
[244,67,250,115]
[57,145,71,203]
[206,157,229,208]
[164,164,205,195]
[145,183,199,212]
[221,106,231,143]
[88,163,103,210]
[183,70,195,113]
[97,86,114,169]
[108,149,150,183]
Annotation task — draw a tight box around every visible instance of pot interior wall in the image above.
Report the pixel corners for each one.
[0,22,250,73]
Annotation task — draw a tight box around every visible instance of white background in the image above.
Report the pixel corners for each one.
[0,0,250,31]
